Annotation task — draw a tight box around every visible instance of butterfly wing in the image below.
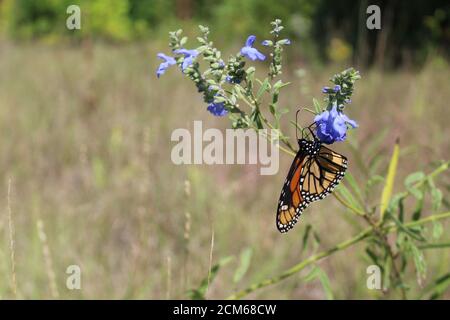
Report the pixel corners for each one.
[276,150,310,233]
[299,145,347,203]
[276,144,348,233]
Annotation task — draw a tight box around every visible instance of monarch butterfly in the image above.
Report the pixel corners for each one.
[276,114,348,233]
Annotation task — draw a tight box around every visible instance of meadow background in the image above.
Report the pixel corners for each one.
[0,0,449,299]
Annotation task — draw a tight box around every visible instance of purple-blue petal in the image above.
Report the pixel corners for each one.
[254,50,266,61]
[314,105,357,144]
[340,113,358,128]
[322,86,331,93]
[157,53,176,65]
[156,62,170,78]
[241,47,265,61]
[174,49,199,58]
[245,35,256,47]
[156,53,176,78]
[181,56,195,71]
[314,110,329,123]
[207,102,228,117]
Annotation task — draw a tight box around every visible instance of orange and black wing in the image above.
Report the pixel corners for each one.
[299,145,347,203]
[276,145,348,233]
[276,151,311,233]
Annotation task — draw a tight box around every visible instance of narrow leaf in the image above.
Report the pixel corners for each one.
[233,248,253,284]
[256,78,270,100]
[379,140,400,223]
[304,266,334,300]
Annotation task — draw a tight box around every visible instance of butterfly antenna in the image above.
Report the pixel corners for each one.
[295,109,301,141]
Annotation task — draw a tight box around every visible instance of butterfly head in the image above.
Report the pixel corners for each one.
[298,138,321,156]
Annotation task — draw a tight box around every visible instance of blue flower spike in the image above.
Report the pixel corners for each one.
[240,35,265,61]
[314,104,358,144]
[156,53,176,78]
[174,48,199,71]
[207,102,228,117]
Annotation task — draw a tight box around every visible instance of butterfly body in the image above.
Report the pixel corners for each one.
[276,137,347,233]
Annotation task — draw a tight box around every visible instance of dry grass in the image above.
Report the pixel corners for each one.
[6,178,17,298]
[0,41,448,299]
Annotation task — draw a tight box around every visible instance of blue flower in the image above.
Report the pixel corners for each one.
[240,35,265,61]
[334,84,341,92]
[156,53,176,78]
[261,40,272,46]
[322,86,331,93]
[207,102,228,117]
[174,48,199,71]
[314,105,358,144]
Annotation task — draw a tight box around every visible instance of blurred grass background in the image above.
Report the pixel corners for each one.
[0,0,449,299]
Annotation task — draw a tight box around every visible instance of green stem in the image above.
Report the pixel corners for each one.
[226,211,450,300]
[226,228,371,300]
[418,242,450,250]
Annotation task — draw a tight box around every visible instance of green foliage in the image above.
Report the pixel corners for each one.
[1,0,447,66]
[225,159,450,300]
[304,266,334,300]
[233,248,253,284]
[187,256,233,300]
[379,141,399,222]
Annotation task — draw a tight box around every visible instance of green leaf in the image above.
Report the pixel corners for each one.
[312,98,322,114]
[313,231,321,245]
[233,248,253,284]
[408,186,423,200]
[404,171,425,187]
[304,266,334,300]
[379,141,400,223]
[412,194,424,221]
[387,212,425,242]
[387,193,404,216]
[180,36,188,46]
[419,273,450,300]
[213,96,227,103]
[432,221,443,239]
[366,175,384,189]
[187,256,233,300]
[409,244,427,282]
[302,224,312,251]
[431,188,443,212]
[404,172,426,205]
[256,78,270,100]
[277,39,291,45]
[365,248,380,266]
[335,183,364,212]
[344,172,363,204]
[246,66,255,75]
[269,104,276,116]
[273,80,290,91]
